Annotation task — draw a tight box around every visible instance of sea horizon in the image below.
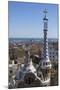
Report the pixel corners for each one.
[9,37,58,44]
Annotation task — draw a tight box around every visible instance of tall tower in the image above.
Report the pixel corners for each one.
[42,9,51,69]
[43,9,49,60]
[38,9,52,86]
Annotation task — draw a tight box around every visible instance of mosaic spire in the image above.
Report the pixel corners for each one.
[43,9,49,60]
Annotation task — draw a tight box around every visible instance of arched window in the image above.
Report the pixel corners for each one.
[10,70,13,74]
[46,62,47,65]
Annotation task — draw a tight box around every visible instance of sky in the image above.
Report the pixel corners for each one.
[8,1,58,38]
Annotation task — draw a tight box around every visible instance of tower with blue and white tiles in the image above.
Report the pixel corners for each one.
[43,9,49,60]
[38,9,52,86]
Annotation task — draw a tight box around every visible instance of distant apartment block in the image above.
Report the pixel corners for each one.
[48,42,58,63]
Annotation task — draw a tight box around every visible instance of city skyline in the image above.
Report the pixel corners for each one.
[8,1,58,38]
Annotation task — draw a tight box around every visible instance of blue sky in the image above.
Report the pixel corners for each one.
[8,1,58,38]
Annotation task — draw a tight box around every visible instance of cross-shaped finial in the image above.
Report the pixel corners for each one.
[43,8,48,19]
[44,8,48,14]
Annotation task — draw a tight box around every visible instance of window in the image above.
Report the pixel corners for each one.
[53,56,54,58]
[39,74,41,78]
[46,62,47,65]
[10,70,12,74]
[50,56,51,58]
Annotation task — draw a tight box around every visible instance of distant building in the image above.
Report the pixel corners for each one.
[48,42,58,63]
